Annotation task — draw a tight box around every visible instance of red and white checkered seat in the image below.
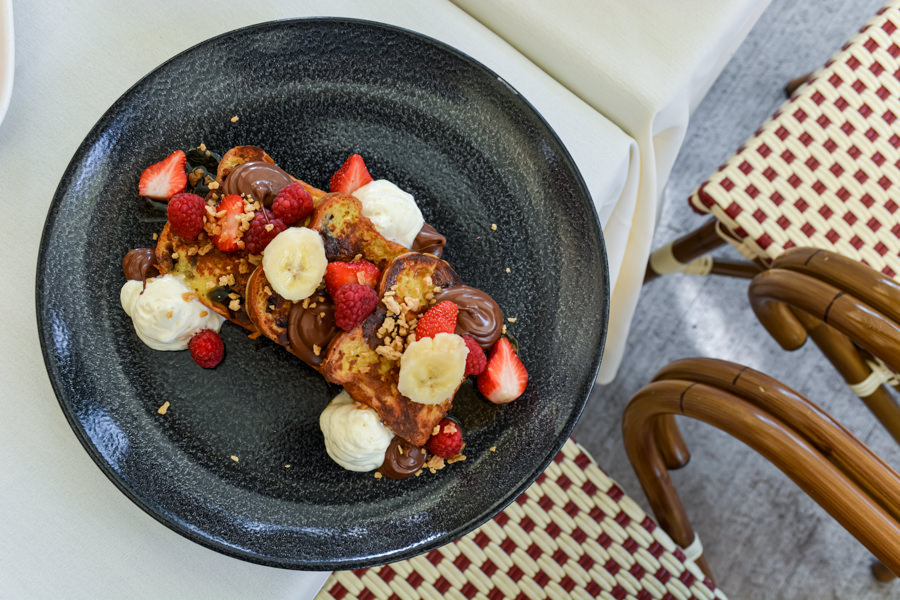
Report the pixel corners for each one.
[316,440,724,600]
[690,2,900,279]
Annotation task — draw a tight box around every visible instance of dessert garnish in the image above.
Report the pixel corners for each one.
[120,146,529,479]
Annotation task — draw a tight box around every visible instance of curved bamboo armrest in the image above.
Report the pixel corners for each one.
[623,358,900,580]
[749,268,900,372]
[772,248,900,324]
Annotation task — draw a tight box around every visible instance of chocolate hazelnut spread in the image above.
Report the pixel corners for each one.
[122,248,159,282]
[288,296,338,368]
[222,160,294,207]
[378,436,427,479]
[411,223,446,258]
[434,285,503,349]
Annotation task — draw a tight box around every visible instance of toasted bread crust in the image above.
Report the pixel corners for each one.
[309,193,409,269]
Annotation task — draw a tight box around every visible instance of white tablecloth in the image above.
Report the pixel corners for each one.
[1,0,762,597]
[454,0,771,382]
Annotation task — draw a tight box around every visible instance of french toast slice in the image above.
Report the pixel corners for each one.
[155,223,257,330]
[322,252,462,447]
[309,193,409,270]
[244,266,293,347]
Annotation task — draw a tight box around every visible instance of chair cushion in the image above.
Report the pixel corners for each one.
[690,1,900,280]
[316,439,724,600]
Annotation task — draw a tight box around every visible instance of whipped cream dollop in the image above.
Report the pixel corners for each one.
[319,391,394,472]
[353,179,424,248]
[120,274,224,351]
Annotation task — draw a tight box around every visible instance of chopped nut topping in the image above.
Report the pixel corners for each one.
[374,471,383,479]
[502,324,507,334]
[264,223,274,232]
[375,345,402,361]
[206,281,216,290]
[507,317,517,323]
[229,298,241,312]
[491,223,497,231]
[199,311,208,318]
[208,181,220,190]
[157,401,170,415]
[383,295,402,315]
[152,232,158,240]
[227,292,240,300]
[198,243,214,256]
[505,268,511,274]
[447,454,466,464]
[165,310,173,319]
[230,455,239,462]
[426,455,446,473]
[313,344,322,357]
[230,115,239,123]
[490,446,497,452]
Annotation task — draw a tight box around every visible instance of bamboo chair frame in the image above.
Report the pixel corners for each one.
[623,358,900,584]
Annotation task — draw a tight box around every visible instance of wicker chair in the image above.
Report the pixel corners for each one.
[317,439,726,600]
[644,1,900,446]
[622,358,900,585]
[635,0,900,584]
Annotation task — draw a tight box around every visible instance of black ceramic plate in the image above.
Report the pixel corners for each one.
[37,19,607,570]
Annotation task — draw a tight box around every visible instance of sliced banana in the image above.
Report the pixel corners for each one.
[397,332,469,405]
[262,227,327,302]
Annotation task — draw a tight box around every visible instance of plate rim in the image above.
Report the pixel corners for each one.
[35,16,608,570]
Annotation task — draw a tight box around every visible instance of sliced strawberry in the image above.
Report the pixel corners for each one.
[329,154,374,194]
[476,337,528,404]
[324,260,381,298]
[415,301,458,340]
[210,194,244,253]
[138,149,187,201]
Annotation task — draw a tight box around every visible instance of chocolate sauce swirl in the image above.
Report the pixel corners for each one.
[411,223,446,258]
[378,436,427,479]
[287,297,338,368]
[122,248,159,282]
[222,160,294,207]
[433,285,503,349]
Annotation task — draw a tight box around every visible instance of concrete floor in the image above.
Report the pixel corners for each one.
[572,1,900,598]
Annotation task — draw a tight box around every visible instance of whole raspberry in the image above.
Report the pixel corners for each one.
[272,183,314,225]
[188,329,224,368]
[426,418,463,458]
[333,283,378,330]
[462,334,487,376]
[243,209,287,254]
[415,301,458,340]
[167,192,206,240]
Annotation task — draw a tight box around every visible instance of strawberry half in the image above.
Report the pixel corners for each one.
[329,154,374,194]
[476,337,528,404]
[210,194,244,253]
[324,260,381,298]
[415,301,458,340]
[138,149,187,201]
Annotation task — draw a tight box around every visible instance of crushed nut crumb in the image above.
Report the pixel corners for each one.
[230,455,239,462]
[507,317,517,323]
[157,401,170,415]
[491,223,497,231]
[229,298,241,311]
[208,181,220,190]
[230,115,239,123]
[505,268,511,274]
[490,446,497,452]
[447,454,466,464]
[374,471,383,479]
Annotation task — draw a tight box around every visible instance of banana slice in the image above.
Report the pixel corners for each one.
[262,227,327,302]
[397,332,469,405]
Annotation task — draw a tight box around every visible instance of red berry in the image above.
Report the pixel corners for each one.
[329,154,374,194]
[243,209,287,254]
[324,260,381,298]
[188,329,224,368]
[462,334,487,376]
[167,193,206,240]
[333,283,378,330]
[272,183,314,225]
[476,337,528,404]
[138,149,187,200]
[415,301,458,340]
[210,194,244,253]
[426,418,463,458]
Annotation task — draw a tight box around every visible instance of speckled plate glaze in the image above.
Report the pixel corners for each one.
[36,19,608,570]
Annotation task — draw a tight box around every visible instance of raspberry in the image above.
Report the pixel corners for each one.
[462,335,487,376]
[188,329,224,368]
[415,301,458,339]
[272,183,314,225]
[167,192,206,240]
[426,418,463,458]
[333,283,378,330]
[243,209,287,254]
